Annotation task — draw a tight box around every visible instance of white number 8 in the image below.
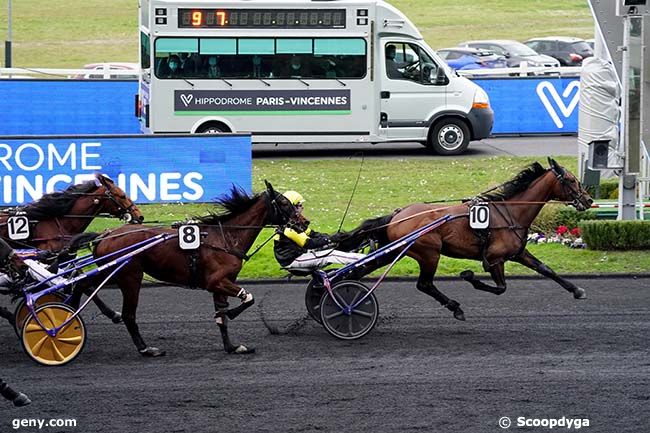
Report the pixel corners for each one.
[178,225,200,250]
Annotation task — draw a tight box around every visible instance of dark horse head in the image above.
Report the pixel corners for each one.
[19,173,144,224]
[194,180,298,229]
[546,157,593,211]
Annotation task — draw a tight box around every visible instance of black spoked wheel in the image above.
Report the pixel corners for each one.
[305,279,326,324]
[319,281,379,340]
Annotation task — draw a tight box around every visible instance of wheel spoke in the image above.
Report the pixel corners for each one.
[42,308,59,328]
[352,309,373,318]
[324,309,344,320]
[50,340,65,362]
[333,292,349,308]
[58,336,83,345]
[30,335,48,357]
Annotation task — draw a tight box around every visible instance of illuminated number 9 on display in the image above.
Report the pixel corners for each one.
[192,11,203,26]
[178,225,200,250]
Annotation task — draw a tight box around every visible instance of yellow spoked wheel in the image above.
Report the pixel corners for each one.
[21,303,86,366]
[14,293,66,336]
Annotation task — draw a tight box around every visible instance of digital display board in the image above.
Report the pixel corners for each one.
[178,9,346,29]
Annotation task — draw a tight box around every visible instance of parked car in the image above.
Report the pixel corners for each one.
[436,47,507,70]
[70,62,139,79]
[585,38,595,50]
[524,37,593,66]
[459,40,560,68]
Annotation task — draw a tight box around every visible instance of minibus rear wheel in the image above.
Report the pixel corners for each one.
[196,123,230,134]
[428,119,470,155]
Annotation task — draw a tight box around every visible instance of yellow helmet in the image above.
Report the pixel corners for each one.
[282,190,305,206]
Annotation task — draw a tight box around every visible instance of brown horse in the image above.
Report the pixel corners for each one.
[0,173,144,324]
[73,181,296,357]
[335,158,593,321]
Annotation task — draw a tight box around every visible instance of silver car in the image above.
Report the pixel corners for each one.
[458,40,560,68]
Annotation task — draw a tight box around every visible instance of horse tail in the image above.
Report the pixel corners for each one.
[335,214,393,252]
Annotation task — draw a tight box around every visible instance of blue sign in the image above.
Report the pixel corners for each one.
[0,77,581,136]
[473,77,580,134]
[0,134,251,205]
[0,80,141,135]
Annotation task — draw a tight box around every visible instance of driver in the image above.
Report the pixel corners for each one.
[274,191,366,271]
[0,238,66,288]
[385,45,403,79]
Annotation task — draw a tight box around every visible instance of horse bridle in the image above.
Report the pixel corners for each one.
[550,167,588,209]
[96,183,139,223]
[265,189,297,227]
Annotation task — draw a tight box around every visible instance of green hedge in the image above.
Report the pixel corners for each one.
[532,206,598,234]
[585,181,618,200]
[579,220,650,250]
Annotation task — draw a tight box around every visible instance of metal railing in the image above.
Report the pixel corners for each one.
[0,64,584,80]
[0,66,140,79]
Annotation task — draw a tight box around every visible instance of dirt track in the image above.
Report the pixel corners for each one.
[1,276,649,433]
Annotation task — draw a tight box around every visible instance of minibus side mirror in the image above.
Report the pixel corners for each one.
[432,67,448,85]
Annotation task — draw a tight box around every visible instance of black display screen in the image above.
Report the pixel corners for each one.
[178,9,346,29]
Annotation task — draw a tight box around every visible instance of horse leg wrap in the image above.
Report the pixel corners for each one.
[236,288,254,304]
[214,311,227,326]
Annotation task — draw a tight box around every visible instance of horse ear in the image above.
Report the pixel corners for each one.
[547,157,565,175]
[94,173,103,187]
[264,180,274,194]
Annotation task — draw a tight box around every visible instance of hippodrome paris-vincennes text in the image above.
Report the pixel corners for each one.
[0,141,204,204]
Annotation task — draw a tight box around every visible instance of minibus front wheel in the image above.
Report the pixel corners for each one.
[428,118,470,156]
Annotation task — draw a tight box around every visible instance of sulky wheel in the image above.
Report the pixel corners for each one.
[21,302,86,366]
[14,292,66,337]
[304,279,326,324]
[319,281,379,340]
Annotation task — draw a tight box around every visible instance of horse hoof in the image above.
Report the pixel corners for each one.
[573,288,587,299]
[228,345,256,355]
[139,347,166,357]
[111,313,123,324]
[13,393,31,407]
[453,308,466,321]
[460,270,475,281]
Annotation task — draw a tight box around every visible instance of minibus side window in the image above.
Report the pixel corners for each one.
[385,42,440,84]
[154,37,366,79]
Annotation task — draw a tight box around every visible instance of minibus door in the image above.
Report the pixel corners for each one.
[379,40,447,139]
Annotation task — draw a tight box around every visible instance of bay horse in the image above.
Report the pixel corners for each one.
[335,158,593,321]
[0,173,144,324]
[72,181,296,357]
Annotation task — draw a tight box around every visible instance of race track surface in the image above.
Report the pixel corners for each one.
[1,276,648,433]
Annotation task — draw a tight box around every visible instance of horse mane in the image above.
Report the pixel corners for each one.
[19,181,99,220]
[195,186,262,224]
[477,162,547,201]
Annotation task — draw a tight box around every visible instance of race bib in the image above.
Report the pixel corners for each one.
[178,225,200,250]
[7,216,30,240]
[469,204,490,229]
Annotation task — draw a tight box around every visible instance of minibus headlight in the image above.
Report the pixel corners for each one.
[472,88,490,109]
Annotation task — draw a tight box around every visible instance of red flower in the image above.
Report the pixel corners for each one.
[556,225,569,235]
[570,227,581,237]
